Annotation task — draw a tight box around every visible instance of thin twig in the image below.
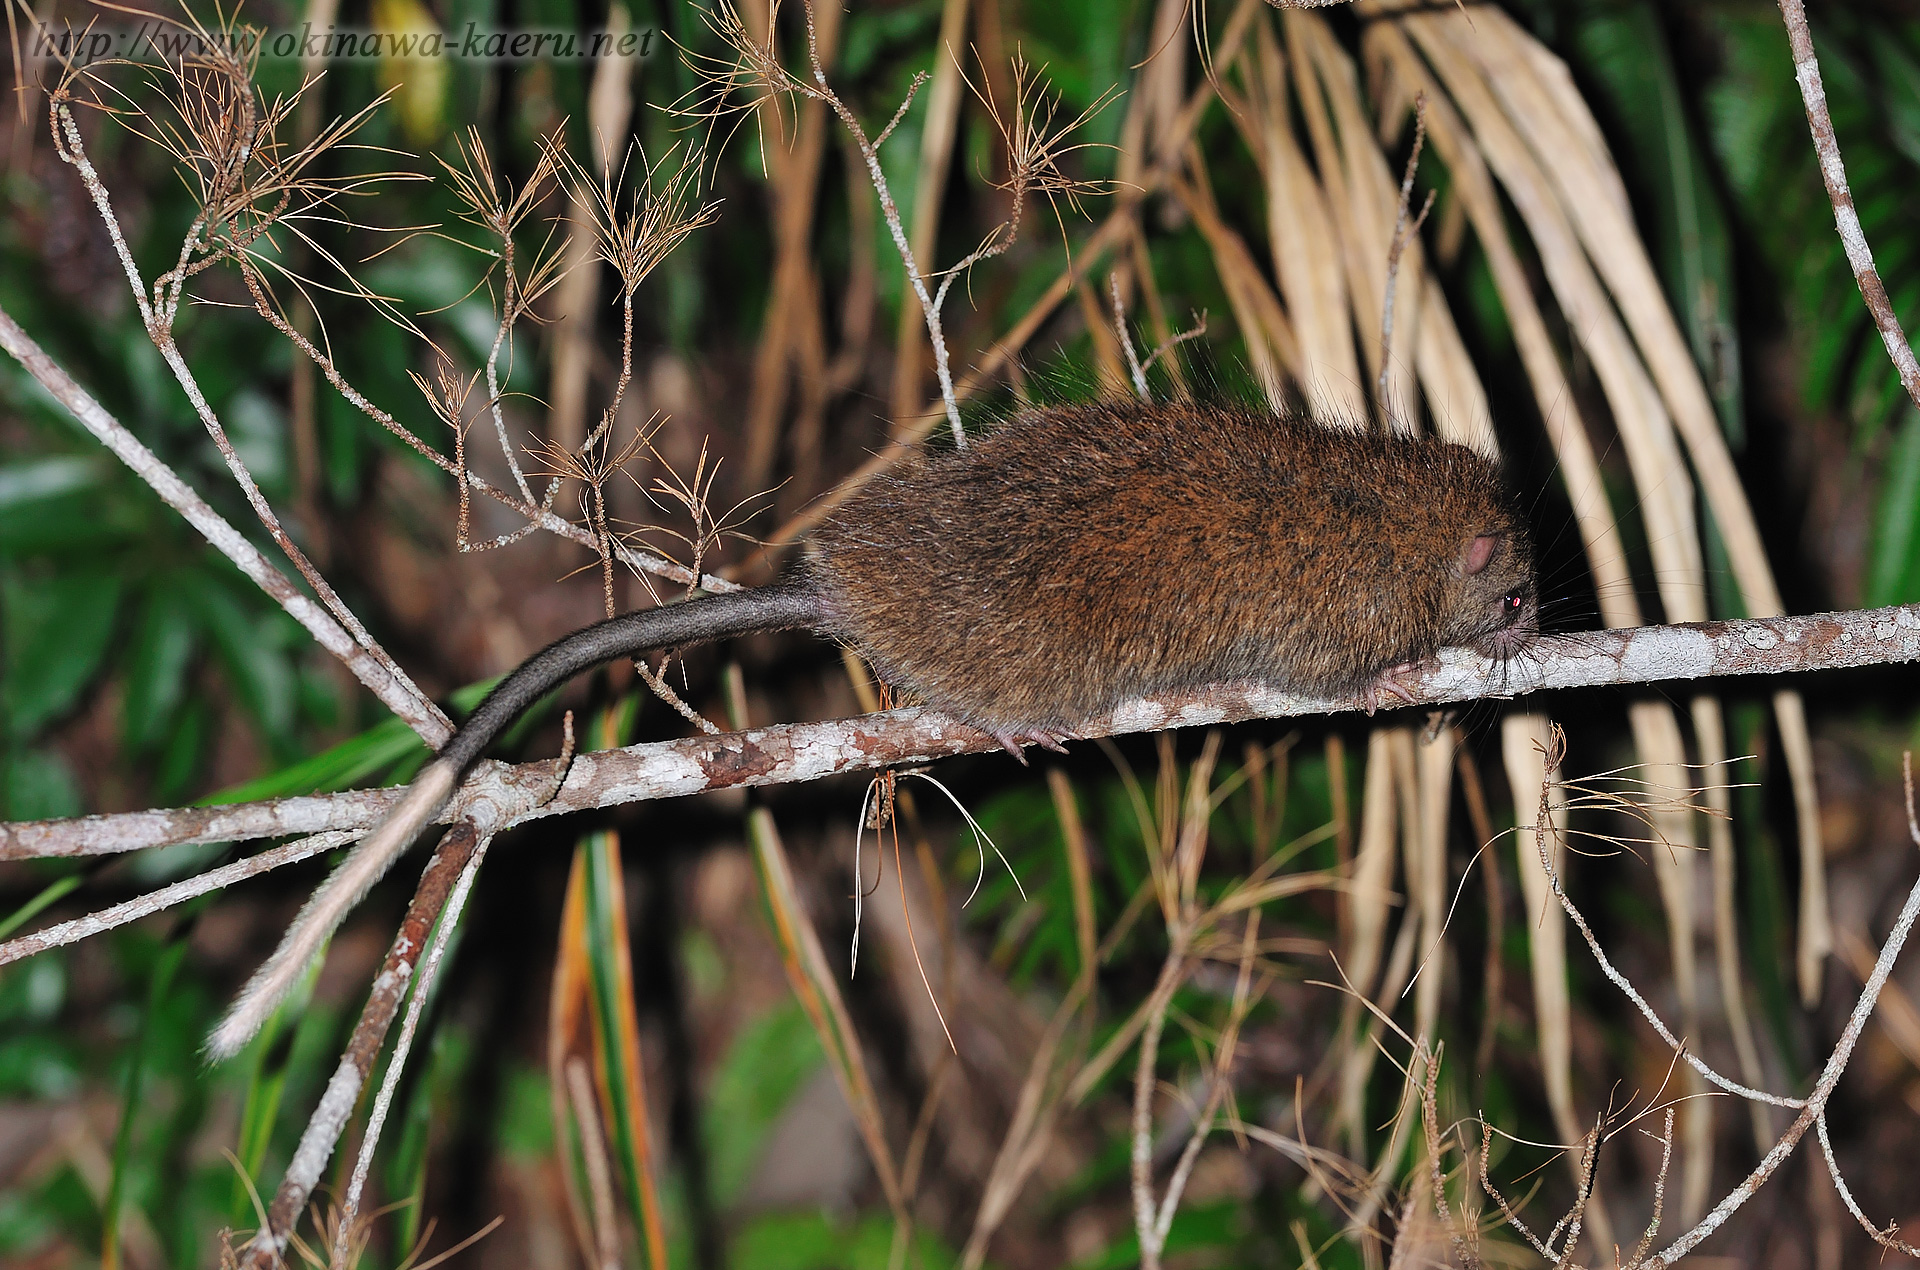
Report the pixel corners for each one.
[1813,1109,1920,1258]
[1779,0,1920,412]
[1112,273,1152,401]
[0,832,356,967]
[1378,92,1434,425]
[1131,951,1189,1270]
[1139,310,1209,379]
[1529,727,1802,1111]
[1521,745,1920,1267]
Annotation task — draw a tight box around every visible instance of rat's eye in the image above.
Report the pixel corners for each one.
[1501,592,1525,623]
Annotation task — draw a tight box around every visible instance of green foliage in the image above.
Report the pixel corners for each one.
[700,1000,823,1205]
[726,1209,953,1270]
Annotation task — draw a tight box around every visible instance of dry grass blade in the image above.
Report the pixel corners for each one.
[1361,18,1637,619]
[1288,10,1419,427]
[737,0,841,491]
[751,0,1266,559]
[549,850,605,1266]
[546,773,672,1270]
[1172,165,1298,409]
[1692,696,1774,1152]
[1375,18,1745,1219]
[565,1058,623,1270]
[1620,752,1920,1265]
[1232,16,1366,419]
[546,4,636,457]
[1836,927,1920,1072]
[1377,92,1434,421]
[1625,701,1712,1225]
[1076,275,1133,396]
[1050,770,1099,979]
[1407,730,1452,1044]
[748,808,904,1210]
[1444,5,1829,1001]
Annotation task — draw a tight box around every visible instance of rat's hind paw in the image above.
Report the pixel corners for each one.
[989,727,1074,762]
[1361,661,1433,715]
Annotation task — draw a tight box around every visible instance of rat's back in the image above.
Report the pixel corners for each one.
[809,401,1524,736]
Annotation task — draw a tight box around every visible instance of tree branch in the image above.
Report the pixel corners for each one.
[237,821,484,1268]
[1779,0,1920,412]
[9,604,1920,869]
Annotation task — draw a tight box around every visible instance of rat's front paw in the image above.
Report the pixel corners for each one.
[1362,659,1436,715]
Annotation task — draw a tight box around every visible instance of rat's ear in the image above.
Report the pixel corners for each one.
[1462,533,1499,575]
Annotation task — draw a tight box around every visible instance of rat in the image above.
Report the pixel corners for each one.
[207,399,1537,1058]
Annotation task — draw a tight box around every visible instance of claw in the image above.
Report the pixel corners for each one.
[991,729,1032,764]
[988,727,1073,761]
[1364,661,1429,714]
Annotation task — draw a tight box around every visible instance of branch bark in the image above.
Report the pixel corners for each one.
[1779,0,1920,412]
[237,821,483,1268]
[9,603,1920,866]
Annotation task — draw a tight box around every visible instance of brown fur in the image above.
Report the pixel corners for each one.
[212,400,1539,1053]
[807,400,1537,736]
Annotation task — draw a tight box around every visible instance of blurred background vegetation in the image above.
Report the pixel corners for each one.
[4,0,1920,1266]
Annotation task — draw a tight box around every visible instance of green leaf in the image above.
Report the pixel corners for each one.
[102,936,188,1269]
[3,569,123,739]
[230,953,318,1221]
[701,1001,824,1205]
[151,699,210,805]
[191,580,296,748]
[728,1211,955,1270]
[1868,407,1920,605]
[0,456,101,510]
[224,390,289,493]
[1,749,83,820]
[121,583,199,753]
[0,954,67,1023]
[495,1063,556,1159]
[1574,2,1744,443]
[0,1032,80,1099]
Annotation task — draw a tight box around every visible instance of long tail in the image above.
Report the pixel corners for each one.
[206,582,825,1060]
